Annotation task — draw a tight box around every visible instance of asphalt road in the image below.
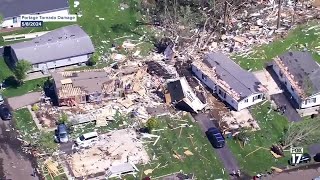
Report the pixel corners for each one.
[0,119,39,180]
[193,113,240,176]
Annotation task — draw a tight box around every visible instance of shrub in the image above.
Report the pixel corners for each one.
[146,117,159,133]
[31,104,39,111]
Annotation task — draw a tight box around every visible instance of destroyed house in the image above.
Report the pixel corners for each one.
[52,70,115,106]
[272,51,320,109]
[192,52,265,111]
[166,77,206,113]
[6,25,95,73]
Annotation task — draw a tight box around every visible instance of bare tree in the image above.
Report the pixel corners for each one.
[282,118,320,149]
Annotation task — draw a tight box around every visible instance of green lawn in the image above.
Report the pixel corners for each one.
[13,108,39,142]
[0,57,13,82]
[227,101,290,175]
[138,116,227,179]
[1,77,46,98]
[234,22,320,70]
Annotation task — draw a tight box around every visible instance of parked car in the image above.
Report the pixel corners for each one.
[288,153,311,166]
[206,127,225,148]
[75,131,98,147]
[55,124,69,143]
[0,94,4,105]
[0,104,12,120]
[314,153,320,162]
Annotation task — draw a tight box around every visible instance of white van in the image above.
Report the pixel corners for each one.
[75,131,99,147]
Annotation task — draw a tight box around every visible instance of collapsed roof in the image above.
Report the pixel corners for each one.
[52,69,114,99]
[167,77,206,113]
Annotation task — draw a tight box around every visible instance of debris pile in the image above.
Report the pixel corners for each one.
[68,129,149,177]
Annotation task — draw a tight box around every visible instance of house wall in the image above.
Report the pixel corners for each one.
[1,9,69,28]
[238,93,264,110]
[30,54,91,72]
[272,62,320,108]
[192,64,263,111]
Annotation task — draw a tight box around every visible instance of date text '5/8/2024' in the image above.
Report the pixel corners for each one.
[21,21,43,27]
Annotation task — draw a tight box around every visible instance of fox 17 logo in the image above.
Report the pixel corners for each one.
[291,147,303,164]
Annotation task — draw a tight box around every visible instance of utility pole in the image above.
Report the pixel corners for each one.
[277,0,282,29]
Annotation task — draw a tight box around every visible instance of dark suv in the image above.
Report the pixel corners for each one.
[206,127,225,148]
[0,104,12,120]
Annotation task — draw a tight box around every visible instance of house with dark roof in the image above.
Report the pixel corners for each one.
[192,52,266,111]
[52,69,115,106]
[6,24,95,72]
[0,0,69,28]
[272,51,320,109]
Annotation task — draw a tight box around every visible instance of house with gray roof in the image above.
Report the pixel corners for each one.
[272,51,320,109]
[7,24,95,72]
[192,52,266,111]
[0,0,69,28]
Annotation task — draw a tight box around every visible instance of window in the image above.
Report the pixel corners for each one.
[68,58,71,62]
[253,94,262,102]
[33,64,39,68]
[202,74,207,81]
[306,98,317,104]
[218,89,223,95]
[291,86,294,91]
[245,99,248,103]
[305,98,316,104]
[13,17,17,23]
[284,81,287,85]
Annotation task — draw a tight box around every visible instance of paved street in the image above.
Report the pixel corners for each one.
[0,120,39,180]
[193,113,241,178]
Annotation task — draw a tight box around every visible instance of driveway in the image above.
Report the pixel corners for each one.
[193,113,240,177]
[268,163,320,180]
[271,93,301,122]
[7,92,42,110]
[0,120,39,180]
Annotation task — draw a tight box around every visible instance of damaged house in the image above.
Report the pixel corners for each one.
[192,52,265,111]
[6,24,95,73]
[272,51,320,109]
[166,77,206,113]
[52,70,116,106]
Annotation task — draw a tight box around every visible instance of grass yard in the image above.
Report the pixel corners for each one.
[13,108,39,142]
[1,77,47,98]
[0,57,13,82]
[138,116,227,179]
[234,22,320,70]
[14,108,58,153]
[227,101,290,175]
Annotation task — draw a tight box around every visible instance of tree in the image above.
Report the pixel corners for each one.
[13,60,31,84]
[88,53,100,66]
[236,127,253,147]
[281,118,320,150]
[146,117,159,132]
[58,112,68,124]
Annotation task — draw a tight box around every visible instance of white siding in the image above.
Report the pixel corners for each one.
[238,93,264,110]
[1,9,69,28]
[31,54,89,72]
[272,62,320,109]
[192,64,263,111]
